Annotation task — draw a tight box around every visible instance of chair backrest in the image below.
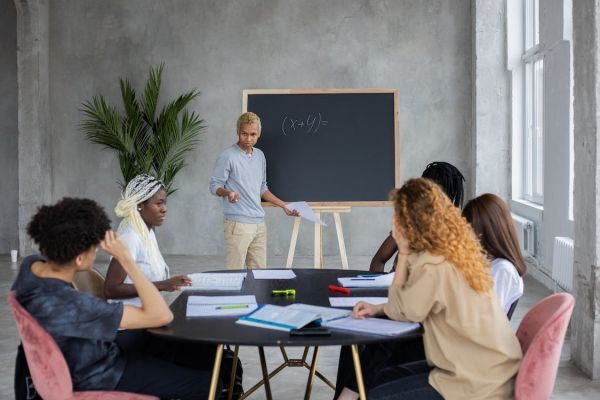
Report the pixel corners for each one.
[507,298,519,320]
[73,268,106,300]
[514,292,575,400]
[8,291,75,399]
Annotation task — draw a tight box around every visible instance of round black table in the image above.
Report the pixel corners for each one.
[149,269,421,400]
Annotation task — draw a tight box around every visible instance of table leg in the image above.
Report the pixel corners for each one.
[208,344,224,400]
[351,344,367,400]
[258,346,273,400]
[227,345,240,400]
[303,346,320,400]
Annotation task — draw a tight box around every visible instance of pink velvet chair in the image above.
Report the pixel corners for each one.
[515,292,575,400]
[8,292,157,400]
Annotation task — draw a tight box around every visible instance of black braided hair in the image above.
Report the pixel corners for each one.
[421,161,465,208]
[27,198,111,264]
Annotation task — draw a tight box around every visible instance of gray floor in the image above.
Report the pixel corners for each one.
[1,254,600,399]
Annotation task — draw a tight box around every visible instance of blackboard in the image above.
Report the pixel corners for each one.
[243,89,399,206]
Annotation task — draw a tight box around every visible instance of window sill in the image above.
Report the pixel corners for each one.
[510,199,544,222]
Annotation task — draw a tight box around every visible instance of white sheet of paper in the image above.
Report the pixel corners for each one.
[329,297,388,308]
[338,272,395,288]
[252,269,297,280]
[186,295,257,317]
[323,316,420,336]
[286,201,326,226]
[183,272,246,291]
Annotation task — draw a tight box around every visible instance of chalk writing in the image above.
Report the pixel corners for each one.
[281,113,328,136]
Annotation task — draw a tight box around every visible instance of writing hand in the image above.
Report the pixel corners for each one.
[158,275,192,292]
[227,191,240,204]
[352,301,384,319]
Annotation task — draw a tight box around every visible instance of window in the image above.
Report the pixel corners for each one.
[522,0,544,204]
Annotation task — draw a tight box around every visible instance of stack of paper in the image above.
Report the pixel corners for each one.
[323,316,420,336]
[337,273,395,288]
[184,272,246,291]
[186,295,257,317]
[236,304,320,332]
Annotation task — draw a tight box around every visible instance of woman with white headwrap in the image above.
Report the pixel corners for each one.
[104,174,191,305]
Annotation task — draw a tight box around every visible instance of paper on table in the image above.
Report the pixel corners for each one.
[323,316,420,336]
[186,295,257,317]
[338,272,395,288]
[286,201,326,226]
[286,303,351,322]
[183,272,246,291]
[329,297,388,308]
[252,269,297,280]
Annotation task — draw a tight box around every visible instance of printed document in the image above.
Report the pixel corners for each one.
[329,297,388,308]
[184,272,246,291]
[252,269,297,280]
[286,201,326,226]
[323,316,420,336]
[338,272,395,288]
[186,295,257,317]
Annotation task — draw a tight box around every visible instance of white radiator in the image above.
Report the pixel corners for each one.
[511,214,535,257]
[552,236,574,291]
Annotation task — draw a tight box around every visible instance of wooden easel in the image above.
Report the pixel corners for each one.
[286,206,351,269]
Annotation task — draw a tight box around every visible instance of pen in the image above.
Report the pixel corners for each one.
[350,278,376,281]
[272,289,296,296]
[216,304,250,310]
[328,285,351,295]
[357,274,379,278]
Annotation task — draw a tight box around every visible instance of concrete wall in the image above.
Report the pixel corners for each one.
[43,0,472,258]
[0,0,18,253]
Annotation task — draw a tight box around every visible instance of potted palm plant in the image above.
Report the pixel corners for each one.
[80,64,204,194]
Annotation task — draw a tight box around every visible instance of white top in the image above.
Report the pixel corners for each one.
[111,225,169,307]
[491,258,524,314]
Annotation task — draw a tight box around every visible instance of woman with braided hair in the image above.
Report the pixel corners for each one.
[104,174,192,305]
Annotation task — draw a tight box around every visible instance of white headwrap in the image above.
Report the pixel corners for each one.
[115,174,169,280]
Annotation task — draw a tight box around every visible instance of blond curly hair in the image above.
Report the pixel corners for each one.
[237,112,261,134]
[391,178,492,293]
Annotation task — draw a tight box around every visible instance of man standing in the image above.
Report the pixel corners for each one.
[209,112,298,268]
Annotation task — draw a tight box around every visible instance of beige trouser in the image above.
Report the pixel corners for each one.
[224,220,267,269]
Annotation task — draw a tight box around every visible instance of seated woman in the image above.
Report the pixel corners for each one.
[104,174,191,305]
[349,179,522,400]
[11,198,213,399]
[335,162,466,399]
[369,161,465,272]
[463,193,527,315]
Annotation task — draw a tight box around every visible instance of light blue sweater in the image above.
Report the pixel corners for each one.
[209,144,268,224]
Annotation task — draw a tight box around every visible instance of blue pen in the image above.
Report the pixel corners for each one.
[357,274,379,278]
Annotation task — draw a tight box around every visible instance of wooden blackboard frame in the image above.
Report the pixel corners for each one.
[243,88,400,207]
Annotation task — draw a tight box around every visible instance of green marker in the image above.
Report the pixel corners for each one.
[271,289,296,296]
[216,304,250,310]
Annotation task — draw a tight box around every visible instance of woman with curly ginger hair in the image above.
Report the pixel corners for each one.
[352,179,522,400]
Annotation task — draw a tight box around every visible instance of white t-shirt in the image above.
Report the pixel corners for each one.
[112,225,169,307]
[490,258,524,314]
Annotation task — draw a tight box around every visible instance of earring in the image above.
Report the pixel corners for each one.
[137,207,142,211]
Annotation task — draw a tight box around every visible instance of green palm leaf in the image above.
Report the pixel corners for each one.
[80,64,205,194]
